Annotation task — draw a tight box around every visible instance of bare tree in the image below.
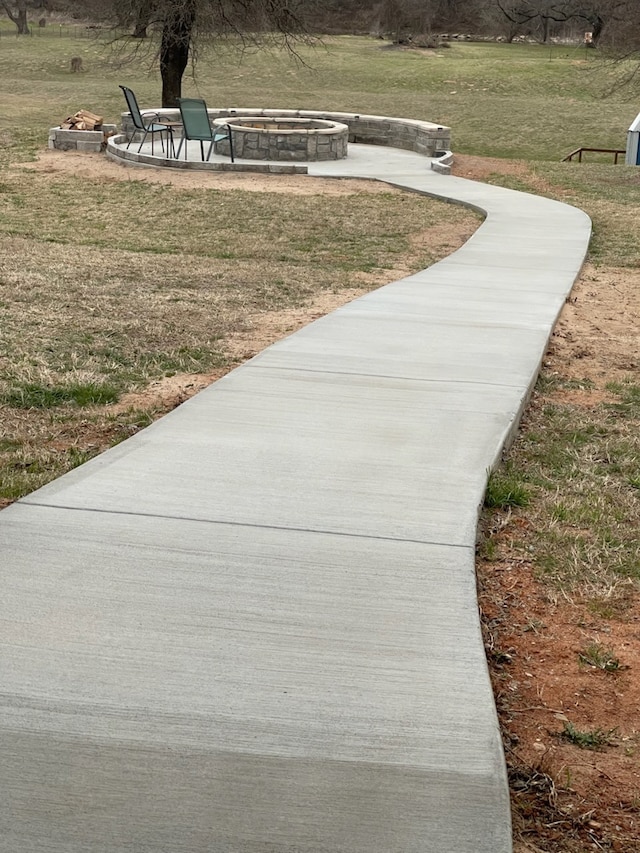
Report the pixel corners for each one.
[292,0,485,36]
[155,0,195,106]
[132,0,155,37]
[492,1,576,43]
[91,0,316,107]
[590,0,640,89]
[1,0,31,33]
[480,0,634,45]
[479,1,537,41]
[374,0,482,43]
[571,0,632,47]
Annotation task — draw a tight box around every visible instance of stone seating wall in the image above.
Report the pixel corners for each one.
[120,108,451,157]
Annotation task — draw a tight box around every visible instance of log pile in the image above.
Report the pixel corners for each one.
[60,109,104,131]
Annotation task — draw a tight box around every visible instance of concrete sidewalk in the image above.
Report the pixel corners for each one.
[0,146,591,853]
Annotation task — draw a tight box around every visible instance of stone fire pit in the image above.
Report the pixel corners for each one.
[213,116,348,161]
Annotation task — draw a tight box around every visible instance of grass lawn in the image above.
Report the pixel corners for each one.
[1,29,639,160]
[0,29,486,501]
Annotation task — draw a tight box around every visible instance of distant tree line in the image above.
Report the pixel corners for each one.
[300,0,639,47]
[3,0,640,105]
[4,0,638,45]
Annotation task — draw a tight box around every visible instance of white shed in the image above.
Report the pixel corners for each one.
[626,111,640,165]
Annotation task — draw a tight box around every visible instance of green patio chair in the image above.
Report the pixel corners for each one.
[119,85,169,156]
[176,98,235,163]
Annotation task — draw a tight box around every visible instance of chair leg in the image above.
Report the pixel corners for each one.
[149,130,164,157]
[166,128,175,159]
[125,130,134,151]
[210,126,234,162]
[200,140,205,161]
[228,128,234,163]
[137,129,149,154]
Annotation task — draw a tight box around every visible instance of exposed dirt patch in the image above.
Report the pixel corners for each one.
[379,43,444,57]
[453,153,538,183]
[460,154,640,853]
[481,558,640,853]
[453,152,565,199]
[20,149,400,196]
[551,264,640,386]
[108,371,226,417]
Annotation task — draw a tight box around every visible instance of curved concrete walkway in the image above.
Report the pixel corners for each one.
[0,144,590,853]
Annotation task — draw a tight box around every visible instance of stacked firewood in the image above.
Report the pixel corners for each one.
[60,109,104,131]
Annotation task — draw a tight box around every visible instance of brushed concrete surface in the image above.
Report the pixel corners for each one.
[0,143,591,852]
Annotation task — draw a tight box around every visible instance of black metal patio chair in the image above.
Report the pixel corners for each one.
[176,98,234,163]
[119,85,169,155]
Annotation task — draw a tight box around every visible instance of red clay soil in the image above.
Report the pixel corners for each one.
[454,155,640,853]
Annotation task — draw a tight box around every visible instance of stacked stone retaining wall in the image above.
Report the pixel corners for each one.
[49,124,117,153]
[121,109,451,157]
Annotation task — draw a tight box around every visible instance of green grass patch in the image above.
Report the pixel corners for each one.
[605,381,640,414]
[558,722,617,751]
[488,383,640,592]
[2,380,120,409]
[578,642,623,672]
[484,469,530,509]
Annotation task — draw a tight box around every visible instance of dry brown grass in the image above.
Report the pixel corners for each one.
[0,169,479,504]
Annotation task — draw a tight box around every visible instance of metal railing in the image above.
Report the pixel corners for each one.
[563,147,626,164]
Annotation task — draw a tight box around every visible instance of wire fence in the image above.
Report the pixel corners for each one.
[0,24,128,41]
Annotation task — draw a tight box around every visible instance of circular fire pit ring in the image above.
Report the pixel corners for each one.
[212,116,348,161]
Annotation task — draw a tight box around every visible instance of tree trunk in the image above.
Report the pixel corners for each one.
[541,15,550,44]
[159,0,196,108]
[132,0,154,38]
[16,4,28,33]
[591,15,604,46]
[1,0,30,34]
